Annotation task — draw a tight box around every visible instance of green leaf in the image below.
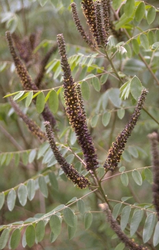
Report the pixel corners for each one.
[18,184,28,206]
[124,44,132,58]
[63,207,76,227]
[109,88,121,108]
[0,228,10,249]
[153,221,159,247]
[147,7,156,24]
[132,39,139,54]
[7,189,16,211]
[77,199,85,214]
[144,168,153,184]
[38,176,48,198]
[10,229,21,249]
[112,0,122,9]
[120,173,129,186]
[49,215,61,236]
[112,203,122,220]
[135,2,145,22]
[81,81,90,100]
[120,80,131,100]
[35,221,45,243]
[120,206,131,231]
[25,91,33,108]
[132,170,142,186]
[140,34,149,50]
[91,115,99,128]
[148,31,156,45]
[49,172,58,190]
[68,216,77,239]
[28,149,37,164]
[36,92,45,113]
[38,0,48,7]
[22,152,28,165]
[26,225,35,248]
[48,90,59,114]
[84,212,93,230]
[102,112,111,127]
[117,109,125,119]
[14,153,20,167]
[13,91,25,101]
[128,146,138,158]
[124,0,135,17]
[27,179,35,201]
[130,76,142,101]
[130,209,144,236]
[0,193,5,210]
[114,242,125,250]
[143,213,156,243]
[37,143,50,159]
[100,74,108,85]
[92,77,101,92]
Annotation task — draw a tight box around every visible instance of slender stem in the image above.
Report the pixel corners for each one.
[0,123,23,151]
[104,49,124,85]
[143,107,159,126]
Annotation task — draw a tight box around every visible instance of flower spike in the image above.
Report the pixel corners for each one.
[34,43,58,87]
[6,31,56,128]
[94,1,106,46]
[57,34,98,171]
[81,0,98,45]
[10,98,46,141]
[71,3,95,49]
[101,0,110,44]
[100,204,149,250]
[148,132,159,220]
[44,121,90,189]
[104,89,148,172]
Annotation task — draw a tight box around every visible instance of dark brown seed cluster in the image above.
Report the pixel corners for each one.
[104,89,148,172]
[57,34,98,171]
[148,132,159,219]
[34,43,58,88]
[81,0,98,44]
[10,98,46,141]
[103,205,149,250]
[76,83,87,122]
[6,31,37,91]
[71,3,95,48]
[95,1,106,46]
[6,31,56,128]
[101,0,110,44]
[44,121,90,189]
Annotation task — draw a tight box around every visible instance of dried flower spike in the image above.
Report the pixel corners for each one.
[34,43,58,87]
[71,2,95,48]
[101,0,110,44]
[100,204,149,250]
[44,121,90,189]
[6,31,56,128]
[6,31,37,91]
[104,89,148,171]
[76,83,87,122]
[81,0,98,45]
[94,1,106,46]
[10,98,46,141]
[148,132,159,219]
[57,34,98,171]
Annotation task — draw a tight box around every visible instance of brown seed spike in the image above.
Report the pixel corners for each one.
[148,132,159,220]
[94,1,106,46]
[10,98,47,141]
[104,89,148,172]
[57,34,98,171]
[6,31,56,128]
[101,0,110,45]
[100,204,150,250]
[44,121,90,189]
[6,31,37,91]
[71,2,96,49]
[81,0,98,45]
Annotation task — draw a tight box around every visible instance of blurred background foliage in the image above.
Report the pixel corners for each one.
[0,0,159,249]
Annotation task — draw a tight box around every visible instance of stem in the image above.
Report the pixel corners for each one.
[143,107,159,126]
[0,124,23,151]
